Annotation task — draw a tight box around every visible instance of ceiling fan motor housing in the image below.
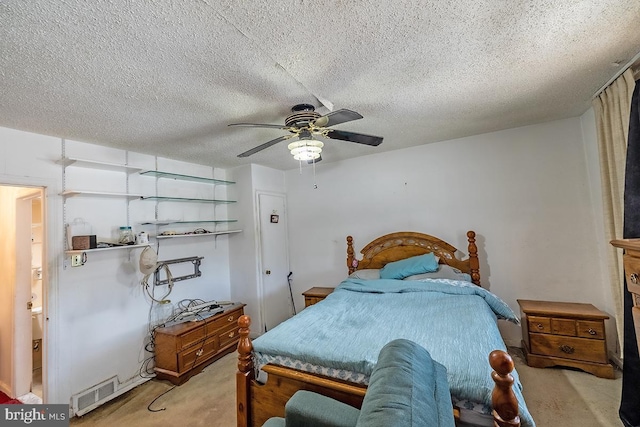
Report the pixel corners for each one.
[285,104,320,127]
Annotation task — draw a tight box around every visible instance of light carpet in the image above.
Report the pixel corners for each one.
[69,349,622,427]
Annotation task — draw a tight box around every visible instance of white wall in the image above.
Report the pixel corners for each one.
[285,116,612,349]
[229,164,286,335]
[0,127,234,409]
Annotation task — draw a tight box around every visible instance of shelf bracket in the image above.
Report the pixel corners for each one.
[154,256,204,286]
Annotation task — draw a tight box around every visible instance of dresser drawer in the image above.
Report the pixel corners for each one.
[209,308,244,332]
[178,326,207,351]
[623,254,640,296]
[178,336,219,372]
[527,316,551,334]
[530,334,607,364]
[218,323,240,348]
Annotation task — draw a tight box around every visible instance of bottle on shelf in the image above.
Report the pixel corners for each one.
[118,226,135,244]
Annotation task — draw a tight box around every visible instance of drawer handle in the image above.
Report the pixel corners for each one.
[587,328,597,335]
[196,349,203,357]
[631,273,639,284]
[535,323,544,330]
[559,345,575,354]
[227,316,235,322]
[228,331,235,338]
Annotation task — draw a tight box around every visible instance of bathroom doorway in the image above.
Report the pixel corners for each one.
[0,185,45,403]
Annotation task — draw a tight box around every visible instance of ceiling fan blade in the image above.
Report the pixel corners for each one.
[313,109,363,127]
[325,129,383,146]
[229,123,289,130]
[237,135,289,158]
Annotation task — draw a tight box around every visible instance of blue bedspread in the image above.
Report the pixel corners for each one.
[253,278,535,427]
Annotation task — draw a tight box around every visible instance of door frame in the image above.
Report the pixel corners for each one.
[0,174,61,404]
[255,190,290,334]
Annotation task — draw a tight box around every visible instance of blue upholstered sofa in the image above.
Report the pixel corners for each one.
[262,339,455,427]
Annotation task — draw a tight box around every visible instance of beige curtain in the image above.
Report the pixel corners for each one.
[592,68,636,354]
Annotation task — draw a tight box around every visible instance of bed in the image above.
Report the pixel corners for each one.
[236,231,533,427]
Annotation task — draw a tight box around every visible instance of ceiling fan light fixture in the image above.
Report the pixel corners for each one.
[231,104,382,160]
[288,140,323,161]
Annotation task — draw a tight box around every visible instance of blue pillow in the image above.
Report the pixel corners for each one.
[379,253,439,280]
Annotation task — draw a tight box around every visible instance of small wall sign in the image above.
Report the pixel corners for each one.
[270,214,279,223]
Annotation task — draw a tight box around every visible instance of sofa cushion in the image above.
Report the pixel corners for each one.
[285,390,361,427]
[261,417,285,427]
[355,339,455,427]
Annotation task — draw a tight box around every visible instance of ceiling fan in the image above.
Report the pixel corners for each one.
[229,104,383,162]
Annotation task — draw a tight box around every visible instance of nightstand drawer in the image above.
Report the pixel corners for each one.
[576,320,605,339]
[551,318,576,336]
[527,316,551,334]
[530,334,608,364]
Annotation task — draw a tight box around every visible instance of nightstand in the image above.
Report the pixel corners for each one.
[518,299,615,379]
[302,287,334,307]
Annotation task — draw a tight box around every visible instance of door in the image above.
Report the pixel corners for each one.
[257,192,292,332]
[14,195,34,397]
[0,185,44,400]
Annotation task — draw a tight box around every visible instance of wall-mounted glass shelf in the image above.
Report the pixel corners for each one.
[140,219,238,226]
[62,190,144,199]
[140,196,236,203]
[57,157,142,172]
[65,243,149,255]
[139,170,235,185]
[156,229,242,239]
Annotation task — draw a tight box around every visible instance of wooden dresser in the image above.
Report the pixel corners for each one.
[302,287,334,307]
[610,238,640,356]
[154,302,245,384]
[518,299,615,379]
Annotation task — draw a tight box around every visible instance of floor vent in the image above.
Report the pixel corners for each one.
[72,377,118,416]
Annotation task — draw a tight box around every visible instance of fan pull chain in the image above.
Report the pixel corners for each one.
[312,158,318,189]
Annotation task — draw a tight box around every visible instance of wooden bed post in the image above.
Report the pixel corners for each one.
[236,315,253,427]
[347,235,356,274]
[467,230,481,286]
[489,350,521,427]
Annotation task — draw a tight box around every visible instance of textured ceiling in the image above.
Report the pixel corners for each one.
[1,1,639,171]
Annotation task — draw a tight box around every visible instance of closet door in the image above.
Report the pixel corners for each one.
[257,192,292,332]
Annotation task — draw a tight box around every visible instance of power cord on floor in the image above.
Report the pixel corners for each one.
[144,303,210,412]
[147,385,176,412]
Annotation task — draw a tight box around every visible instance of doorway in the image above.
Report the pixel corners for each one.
[257,191,292,332]
[0,184,45,403]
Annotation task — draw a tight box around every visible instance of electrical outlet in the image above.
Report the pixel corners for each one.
[71,255,83,267]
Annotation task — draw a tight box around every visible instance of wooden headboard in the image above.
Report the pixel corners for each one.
[346,231,480,286]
